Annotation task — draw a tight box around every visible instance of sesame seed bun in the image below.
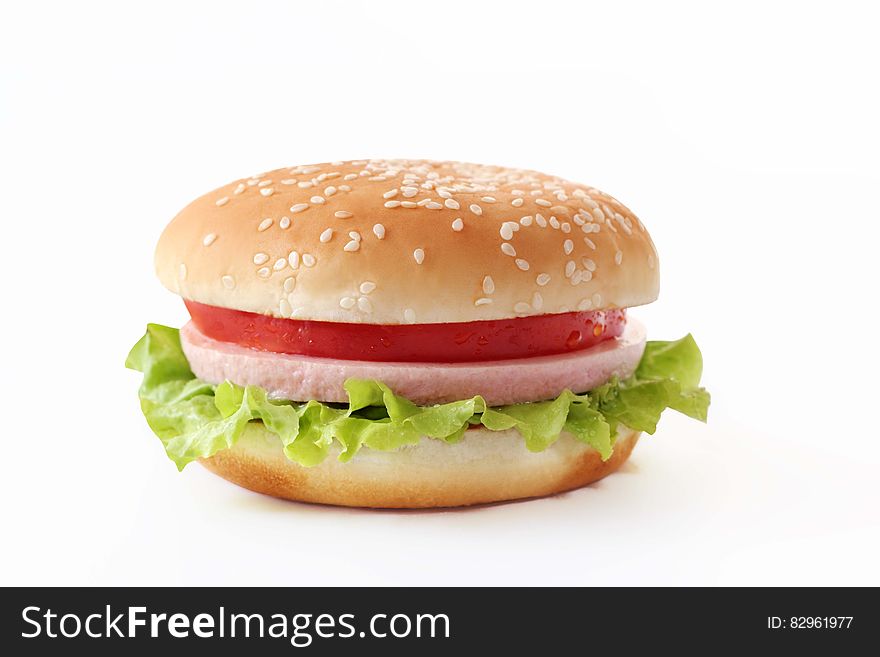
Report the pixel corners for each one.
[156,160,659,324]
[199,422,640,508]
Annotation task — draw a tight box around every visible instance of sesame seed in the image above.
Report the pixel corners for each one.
[257,267,271,278]
[511,189,525,196]
[475,297,493,306]
[444,198,460,210]
[592,293,603,307]
[582,258,596,272]
[258,218,273,232]
[202,233,217,247]
[283,277,296,293]
[584,237,596,250]
[297,181,314,188]
[254,252,269,265]
[247,179,259,186]
[233,184,246,195]
[340,297,356,309]
[344,240,360,252]
[404,308,416,324]
[451,218,464,231]
[481,196,496,203]
[561,222,571,233]
[335,211,353,219]
[373,224,386,239]
[383,189,399,199]
[469,204,483,215]
[260,187,274,197]
[437,189,452,199]
[311,195,325,204]
[320,228,333,243]
[279,216,291,229]
[564,239,574,255]
[222,275,235,289]
[273,258,287,271]
[280,299,292,317]
[549,216,560,229]
[357,296,373,313]
[413,248,425,265]
[425,201,443,210]
[536,213,547,227]
[384,200,401,208]
[514,302,531,313]
[290,203,309,213]
[582,270,593,282]
[343,173,358,181]
[360,281,376,294]
[511,198,524,208]
[302,254,316,267]
[482,276,495,294]
[592,208,605,221]
[348,231,361,242]
[571,270,583,285]
[179,263,187,280]
[535,198,551,207]
[501,242,516,257]
[520,215,533,226]
[500,223,515,240]
[515,258,530,271]
[402,186,419,198]
[578,298,592,311]
[565,260,576,277]
[288,251,300,269]
[536,273,551,286]
[532,292,543,310]
[338,184,351,192]
[615,250,623,265]
[401,201,418,208]
[215,197,229,207]
[417,198,431,206]
[280,179,296,185]
[324,186,337,197]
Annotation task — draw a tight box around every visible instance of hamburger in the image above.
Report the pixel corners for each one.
[126,159,709,508]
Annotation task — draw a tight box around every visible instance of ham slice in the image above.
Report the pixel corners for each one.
[179,318,647,406]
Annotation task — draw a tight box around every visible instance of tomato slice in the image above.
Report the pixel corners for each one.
[185,300,626,363]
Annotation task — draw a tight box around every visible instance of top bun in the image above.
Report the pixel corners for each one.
[155,159,659,324]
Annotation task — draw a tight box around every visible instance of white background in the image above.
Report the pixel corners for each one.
[2,1,878,586]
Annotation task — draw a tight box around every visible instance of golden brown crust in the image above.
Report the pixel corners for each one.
[199,424,640,508]
[156,159,659,324]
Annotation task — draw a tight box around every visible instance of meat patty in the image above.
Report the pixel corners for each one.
[179,318,646,406]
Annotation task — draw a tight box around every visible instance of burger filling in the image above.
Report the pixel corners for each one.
[126,307,709,471]
[177,320,647,406]
[184,300,627,362]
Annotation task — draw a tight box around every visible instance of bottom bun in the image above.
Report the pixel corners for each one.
[199,424,640,508]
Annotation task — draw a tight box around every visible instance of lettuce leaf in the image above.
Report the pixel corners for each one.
[126,324,709,470]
